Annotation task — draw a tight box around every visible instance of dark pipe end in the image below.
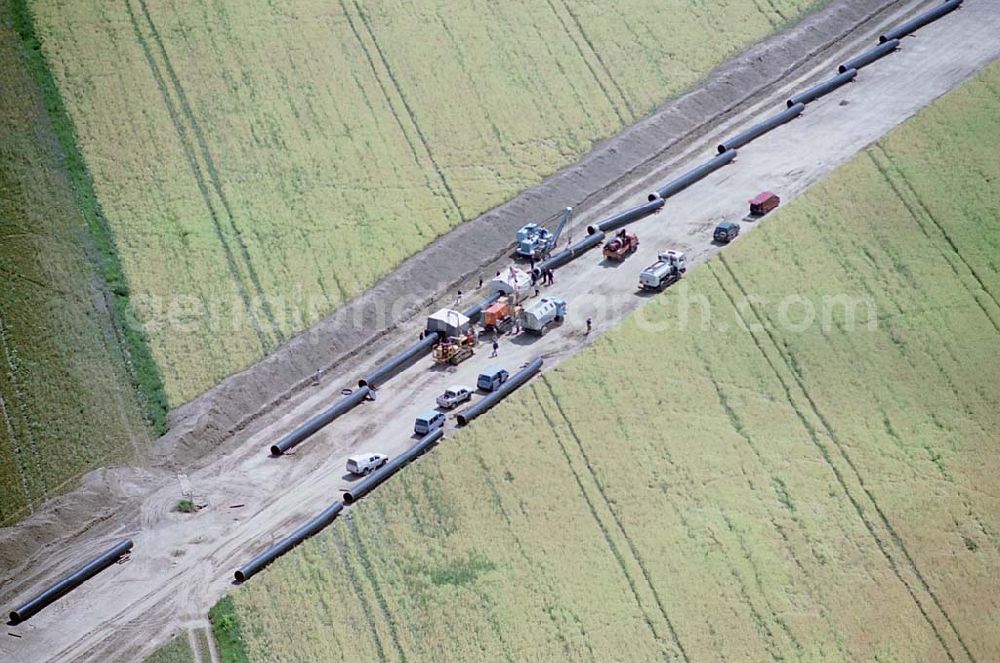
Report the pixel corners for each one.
[270,445,282,456]
[586,225,598,235]
[456,414,469,426]
[716,144,727,154]
[786,99,796,108]
[357,378,369,388]
[878,35,888,44]
[9,611,21,624]
[532,267,542,279]
[647,192,659,202]
[837,64,848,74]
[234,570,246,583]
[343,492,357,505]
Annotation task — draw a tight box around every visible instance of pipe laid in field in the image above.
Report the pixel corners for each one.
[342,428,444,505]
[270,386,371,455]
[234,502,343,583]
[647,149,737,202]
[585,197,665,235]
[787,69,857,107]
[456,357,543,426]
[880,0,961,43]
[463,291,502,324]
[358,332,440,389]
[717,104,804,154]
[9,539,133,624]
[838,39,899,74]
[533,231,605,278]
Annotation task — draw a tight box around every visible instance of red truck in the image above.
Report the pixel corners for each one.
[749,191,780,216]
[603,228,639,261]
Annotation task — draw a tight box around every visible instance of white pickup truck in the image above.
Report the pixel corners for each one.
[639,250,687,291]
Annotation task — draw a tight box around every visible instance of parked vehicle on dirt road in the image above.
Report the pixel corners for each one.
[477,367,510,392]
[639,250,687,291]
[749,191,780,216]
[414,410,446,435]
[516,206,572,260]
[481,296,521,336]
[603,228,639,261]
[436,385,472,409]
[713,221,740,243]
[521,297,566,335]
[346,453,388,476]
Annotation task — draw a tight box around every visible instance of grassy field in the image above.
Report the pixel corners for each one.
[28,0,820,404]
[0,0,150,525]
[212,63,1000,661]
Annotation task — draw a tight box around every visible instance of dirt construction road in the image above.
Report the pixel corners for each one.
[3,1,999,661]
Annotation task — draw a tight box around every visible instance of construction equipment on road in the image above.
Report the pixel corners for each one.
[516,206,572,260]
[433,329,477,365]
[521,297,567,335]
[639,250,687,291]
[603,228,639,261]
[749,191,780,216]
[481,295,521,335]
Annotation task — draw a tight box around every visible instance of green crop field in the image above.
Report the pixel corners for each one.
[0,0,150,525]
[27,0,820,405]
[211,63,1000,661]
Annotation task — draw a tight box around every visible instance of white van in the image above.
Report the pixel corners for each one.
[414,410,446,435]
[346,453,388,476]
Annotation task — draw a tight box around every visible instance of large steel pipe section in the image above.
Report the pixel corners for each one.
[533,231,605,277]
[586,198,665,235]
[717,104,804,154]
[270,386,371,455]
[234,502,344,583]
[358,332,440,389]
[786,69,856,107]
[456,357,543,426]
[9,539,133,623]
[838,39,899,73]
[647,149,737,202]
[342,428,444,505]
[880,0,961,43]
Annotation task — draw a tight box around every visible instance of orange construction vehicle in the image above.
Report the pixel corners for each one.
[603,228,639,261]
[433,328,477,365]
[482,296,522,335]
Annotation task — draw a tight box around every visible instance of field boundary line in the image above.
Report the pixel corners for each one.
[868,146,1000,330]
[348,0,465,222]
[0,313,46,504]
[537,379,689,662]
[711,257,974,662]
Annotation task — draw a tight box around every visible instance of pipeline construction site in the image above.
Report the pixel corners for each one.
[1,0,998,660]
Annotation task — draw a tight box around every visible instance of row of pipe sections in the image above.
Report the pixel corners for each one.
[268,2,964,458]
[9,539,132,624]
[239,357,543,580]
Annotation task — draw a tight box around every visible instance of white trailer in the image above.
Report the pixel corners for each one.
[521,297,567,335]
[639,250,687,291]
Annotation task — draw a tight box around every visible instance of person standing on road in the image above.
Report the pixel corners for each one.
[454,290,463,307]
[586,317,592,334]
[490,338,499,358]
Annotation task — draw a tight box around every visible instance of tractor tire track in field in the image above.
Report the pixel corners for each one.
[345,0,465,222]
[536,378,690,663]
[345,517,409,662]
[709,257,975,663]
[543,0,627,126]
[137,0,285,345]
[123,0,279,353]
[554,0,636,120]
[333,530,390,662]
[867,146,1000,331]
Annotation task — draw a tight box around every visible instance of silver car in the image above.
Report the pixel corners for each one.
[436,385,472,409]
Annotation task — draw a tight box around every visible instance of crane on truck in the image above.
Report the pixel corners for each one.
[516,207,573,260]
[639,250,687,291]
